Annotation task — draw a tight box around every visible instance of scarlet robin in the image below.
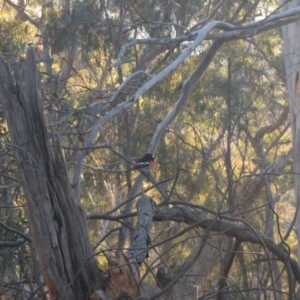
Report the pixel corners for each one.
[133,153,156,172]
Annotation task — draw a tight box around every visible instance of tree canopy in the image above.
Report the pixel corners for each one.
[1,0,300,299]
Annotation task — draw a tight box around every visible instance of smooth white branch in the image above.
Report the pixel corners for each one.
[115,6,300,66]
[74,6,300,202]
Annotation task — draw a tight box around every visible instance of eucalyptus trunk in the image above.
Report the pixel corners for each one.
[0,48,100,300]
[282,0,300,263]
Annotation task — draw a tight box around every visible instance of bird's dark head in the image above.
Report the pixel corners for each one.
[139,153,156,166]
[143,153,155,161]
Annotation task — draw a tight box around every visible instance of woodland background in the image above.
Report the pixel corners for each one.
[1,0,300,299]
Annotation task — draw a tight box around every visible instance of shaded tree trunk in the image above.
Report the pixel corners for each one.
[282,0,300,262]
[0,48,100,299]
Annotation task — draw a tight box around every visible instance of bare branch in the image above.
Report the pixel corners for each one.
[73,6,299,202]
[208,6,300,40]
[115,21,234,67]
[149,39,224,152]
[254,106,289,140]
[0,239,26,247]
[153,205,300,283]
[116,6,300,66]
[4,0,40,27]
[0,183,20,189]
[0,221,31,242]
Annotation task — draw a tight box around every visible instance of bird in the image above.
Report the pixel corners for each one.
[132,153,156,172]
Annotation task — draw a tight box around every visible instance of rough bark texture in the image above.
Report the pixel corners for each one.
[106,252,139,299]
[104,197,156,299]
[0,48,100,299]
[127,196,155,266]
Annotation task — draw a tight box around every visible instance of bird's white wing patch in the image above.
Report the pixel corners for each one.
[135,162,150,169]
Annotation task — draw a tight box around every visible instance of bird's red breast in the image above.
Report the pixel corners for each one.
[150,160,156,168]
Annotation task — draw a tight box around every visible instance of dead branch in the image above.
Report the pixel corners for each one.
[153,205,300,283]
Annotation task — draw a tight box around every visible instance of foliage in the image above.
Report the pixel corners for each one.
[0,0,298,299]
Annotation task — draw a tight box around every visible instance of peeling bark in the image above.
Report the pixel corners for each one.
[127,196,155,266]
[0,48,101,299]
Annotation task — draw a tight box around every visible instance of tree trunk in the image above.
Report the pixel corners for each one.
[282,0,300,262]
[0,48,100,299]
